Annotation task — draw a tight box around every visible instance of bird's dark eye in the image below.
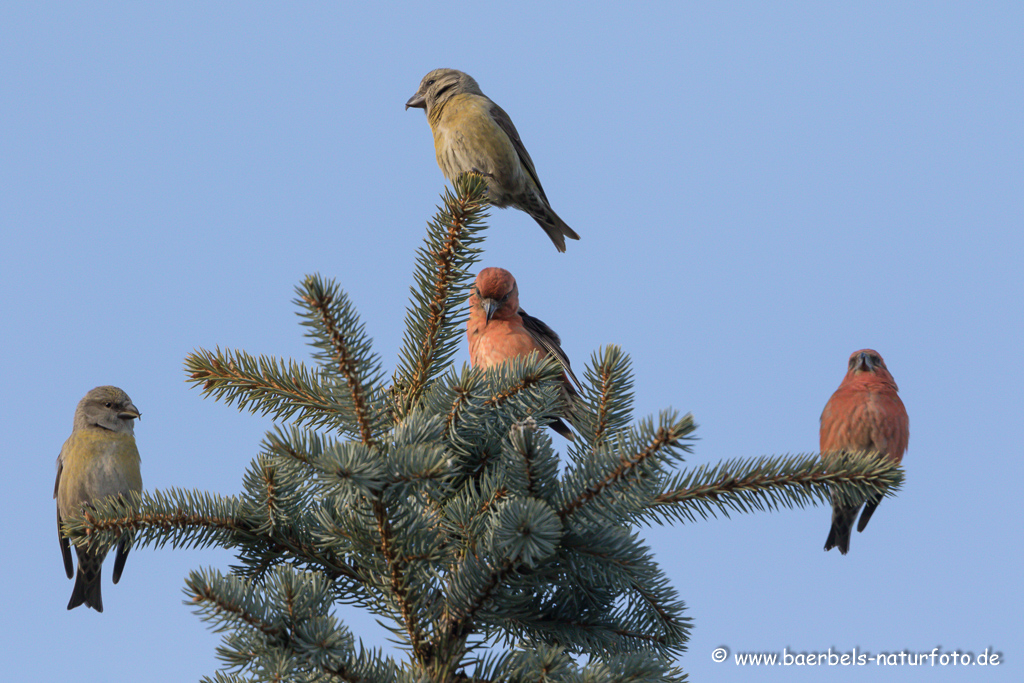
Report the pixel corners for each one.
[426,79,435,86]
[105,402,112,408]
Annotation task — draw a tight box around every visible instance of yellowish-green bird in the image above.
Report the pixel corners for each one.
[406,68,580,252]
[54,386,142,612]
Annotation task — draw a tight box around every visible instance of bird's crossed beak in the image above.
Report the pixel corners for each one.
[405,92,426,110]
[481,298,499,323]
[119,404,141,421]
[853,352,875,373]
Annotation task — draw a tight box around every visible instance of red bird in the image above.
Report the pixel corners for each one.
[467,267,580,439]
[820,349,909,554]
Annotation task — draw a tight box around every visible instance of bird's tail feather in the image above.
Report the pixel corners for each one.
[68,547,105,612]
[112,535,131,584]
[549,416,576,441]
[857,493,883,533]
[525,197,579,253]
[824,505,858,555]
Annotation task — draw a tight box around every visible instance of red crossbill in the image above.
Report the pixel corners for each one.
[407,68,580,252]
[55,386,143,611]
[468,267,579,439]
[820,350,909,554]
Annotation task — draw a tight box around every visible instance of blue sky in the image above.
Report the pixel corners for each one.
[2,2,1020,681]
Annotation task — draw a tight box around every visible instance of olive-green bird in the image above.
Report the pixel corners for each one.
[406,68,580,252]
[55,386,143,612]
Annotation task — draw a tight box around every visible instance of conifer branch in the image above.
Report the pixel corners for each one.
[432,356,566,465]
[296,275,382,446]
[62,489,364,585]
[374,500,425,662]
[560,414,697,521]
[445,555,516,637]
[186,572,283,639]
[650,451,904,523]
[441,368,480,436]
[185,348,349,431]
[502,418,559,504]
[583,346,635,446]
[392,175,488,418]
[444,479,509,555]
[189,568,400,683]
[507,419,543,498]
[261,425,328,468]
[481,355,564,410]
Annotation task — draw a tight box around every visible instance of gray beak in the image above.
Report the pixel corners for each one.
[482,298,499,323]
[119,403,141,421]
[405,92,426,110]
[854,352,873,372]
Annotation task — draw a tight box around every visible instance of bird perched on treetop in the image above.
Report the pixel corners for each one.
[55,386,143,611]
[820,350,908,554]
[406,68,580,252]
[468,267,580,439]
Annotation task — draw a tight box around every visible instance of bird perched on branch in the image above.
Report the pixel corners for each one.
[55,386,143,611]
[467,267,580,439]
[820,350,908,554]
[406,68,580,252]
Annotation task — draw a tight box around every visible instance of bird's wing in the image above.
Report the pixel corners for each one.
[519,308,581,393]
[54,458,73,578]
[869,391,910,461]
[489,102,549,200]
[112,535,131,584]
